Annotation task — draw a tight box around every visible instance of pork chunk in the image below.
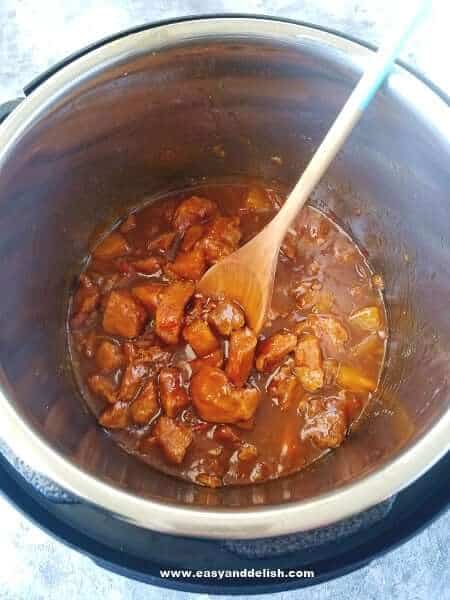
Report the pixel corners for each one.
[255,332,297,372]
[159,367,190,417]
[166,247,206,281]
[93,232,130,259]
[198,216,241,265]
[103,290,147,338]
[131,283,165,314]
[191,367,260,424]
[208,301,245,336]
[95,340,124,372]
[130,378,159,425]
[99,402,130,429]
[299,398,347,449]
[182,319,219,357]
[88,374,117,404]
[153,416,193,464]
[189,349,224,374]
[155,281,195,344]
[226,327,257,386]
[172,196,217,232]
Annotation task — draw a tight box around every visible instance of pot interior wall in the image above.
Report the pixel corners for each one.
[0,31,449,508]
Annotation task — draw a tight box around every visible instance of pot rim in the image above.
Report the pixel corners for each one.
[0,15,449,539]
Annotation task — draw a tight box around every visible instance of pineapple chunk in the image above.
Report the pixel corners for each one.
[336,364,376,392]
[349,306,381,332]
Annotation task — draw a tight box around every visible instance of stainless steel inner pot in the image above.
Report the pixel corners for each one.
[0,17,449,539]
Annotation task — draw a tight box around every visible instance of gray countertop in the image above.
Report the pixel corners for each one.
[0,1,449,599]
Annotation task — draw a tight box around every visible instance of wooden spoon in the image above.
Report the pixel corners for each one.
[198,2,428,333]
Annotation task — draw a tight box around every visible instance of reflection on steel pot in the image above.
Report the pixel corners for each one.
[0,17,449,539]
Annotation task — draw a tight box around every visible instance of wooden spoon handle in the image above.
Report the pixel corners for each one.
[268,0,430,244]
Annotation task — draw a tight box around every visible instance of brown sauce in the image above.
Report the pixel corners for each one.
[68,182,387,487]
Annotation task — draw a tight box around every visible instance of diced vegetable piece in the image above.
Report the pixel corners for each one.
[153,416,193,464]
[182,319,219,357]
[268,364,300,410]
[295,366,324,392]
[226,327,257,386]
[93,232,130,259]
[155,281,195,344]
[103,290,147,338]
[130,378,159,425]
[131,283,165,314]
[172,196,217,231]
[166,247,206,280]
[299,398,347,449]
[132,256,161,274]
[191,367,260,423]
[88,374,117,404]
[190,349,224,374]
[336,364,377,392]
[295,334,322,369]
[349,306,382,332]
[255,332,297,372]
[208,301,245,336]
[95,340,124,372]
[350,334,384,358]
[159,367,190,417]
[99,402,130,429]
[181,224,205,252]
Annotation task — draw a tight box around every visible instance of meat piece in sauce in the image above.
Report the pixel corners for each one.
[132,256,161,275]
[213,424,241,446]
[131,283,165,314]
[71,274,100,328]
[208,301,245,336]
[73,329,97,358]
[295,334,324,392]
[299,397,347,449]
[159,367,189,417]
[93,232,130,259]
[226,327,257,387]
[102,290,147,338]
[182,319,219,357]
[88,374,117,404]
[172,196,217,232]
[130,378,159,425]
[95,340,124,372]
[295,315,348,353]
[152,416,193,464]
[147,231,176,253]
[189,349,224,374]
[181,224,205,252]
[255,332,297,373]
[191,366,260,424]
[166,246,206,281]
[155,281,195,344]
[99,402,130,429]
[198,216,241,265]
[268,363,300,410]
